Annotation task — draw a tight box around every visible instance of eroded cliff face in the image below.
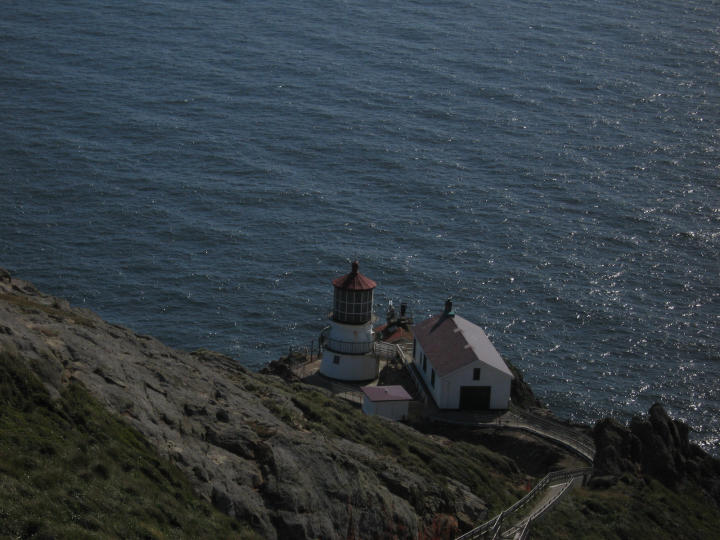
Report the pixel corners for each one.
[0,269,503,539]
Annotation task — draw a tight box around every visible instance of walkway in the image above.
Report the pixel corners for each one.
[456,468,591,540]
[434,407,595,465]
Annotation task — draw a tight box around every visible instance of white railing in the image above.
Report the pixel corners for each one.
[393,343,429,404]
[373,341,400,360]
[324,337,374,355]
[455,468,591,540]
[508,407,595,463]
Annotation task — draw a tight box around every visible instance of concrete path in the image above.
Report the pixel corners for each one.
[455,469,590,540]
[499,480,573,539]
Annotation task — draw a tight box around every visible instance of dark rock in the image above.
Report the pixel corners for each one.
[193,465,209,482]
[592,417,641,477]
[205,426,259,460]
[260,357,301,382]
[591,403,720,505]
[508,360,542,410]
[587,475,618,489]
[192,349,247,374]
[183,403,208,416]
[630,414,680,486]
[211,485,234,515]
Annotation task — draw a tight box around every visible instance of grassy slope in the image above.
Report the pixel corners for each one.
[3,325,718,539]
[261,379,525,513]
[531,475,720,540]
[236,373,720,538]
[0,350,259,540]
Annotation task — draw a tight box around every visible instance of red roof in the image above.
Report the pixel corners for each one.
[361,385,412,402]
[413,313,513,378]
[374,323,413,344]
[332,261,376,290]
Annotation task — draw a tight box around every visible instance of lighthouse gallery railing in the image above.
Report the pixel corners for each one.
[322,337,374,355]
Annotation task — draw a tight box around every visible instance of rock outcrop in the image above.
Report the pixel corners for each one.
[0,269,493,539]
[592,404,720,504]
[508,361,543,410]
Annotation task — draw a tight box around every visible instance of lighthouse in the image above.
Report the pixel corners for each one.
[319,261,379,381]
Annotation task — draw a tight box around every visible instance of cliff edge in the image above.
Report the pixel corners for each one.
[2,267,719,540]
[0,268,519,539]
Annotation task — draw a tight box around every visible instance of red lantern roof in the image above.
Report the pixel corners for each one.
[332,261,377,291]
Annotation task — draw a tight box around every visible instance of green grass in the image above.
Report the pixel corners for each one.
[0,349,259,539]
[0,291,95,327]
[531,475,720,540]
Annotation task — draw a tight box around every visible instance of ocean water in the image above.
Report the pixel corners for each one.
[1,0,718,454]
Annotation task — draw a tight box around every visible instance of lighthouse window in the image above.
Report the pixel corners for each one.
[333,355,340,364]
[473,368,481,381]
[333,288,374,324]
[430,369,435,388]
[422,354,427,372]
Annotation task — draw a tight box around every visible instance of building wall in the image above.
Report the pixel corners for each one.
[442,363,511,409]
[361,398,376,416]
[328,319,373,344]
[413,338,511,409]
[362,397,409,421]
[319,351,378,381]
[413,339,445,406]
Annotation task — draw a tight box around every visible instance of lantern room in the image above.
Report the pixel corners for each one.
[331,261,376,325]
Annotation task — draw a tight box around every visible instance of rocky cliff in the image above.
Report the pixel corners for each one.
[4,267,719,540]
[531,406,720,539]
[592,403,720,503]
[0,269,520,539]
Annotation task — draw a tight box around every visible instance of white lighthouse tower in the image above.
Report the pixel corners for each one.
[319,261,379,381]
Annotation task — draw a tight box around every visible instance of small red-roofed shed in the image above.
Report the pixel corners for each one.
[360,385,412,421]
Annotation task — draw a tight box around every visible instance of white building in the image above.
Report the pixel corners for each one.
[319,261,379,381]
[412,300,513,410]
[361,386,412,421]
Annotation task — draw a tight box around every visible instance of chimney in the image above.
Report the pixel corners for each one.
[444,299,454,317]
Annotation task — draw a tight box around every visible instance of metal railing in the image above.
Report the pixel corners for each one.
[432,403,595,465]
[393,343,429,404]
[373,340,400,360]
[508,407,595,463]
[323,337,374,355]
[455,468,591,540]
[511,477,577,539]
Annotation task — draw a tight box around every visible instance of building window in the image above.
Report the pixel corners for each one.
[333,355,340,364]
[473,368,481,381]
[422,354,427,372]
[430,369,435,388]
